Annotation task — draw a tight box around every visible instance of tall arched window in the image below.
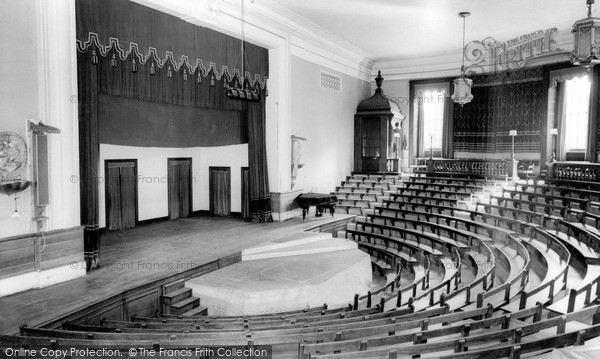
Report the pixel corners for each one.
[549,68,592,162]
[413,83,450,158]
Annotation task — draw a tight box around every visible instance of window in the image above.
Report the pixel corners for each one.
[413,83,449,158]
[563,75,591,153]
[421,89,446,153]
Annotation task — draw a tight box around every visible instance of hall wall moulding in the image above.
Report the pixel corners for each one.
[374,30,573,81]
[134,0,374,81]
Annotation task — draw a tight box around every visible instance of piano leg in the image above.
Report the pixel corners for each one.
[315,205,324,217]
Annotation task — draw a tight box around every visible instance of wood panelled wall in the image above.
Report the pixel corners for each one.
[0,227,83,280]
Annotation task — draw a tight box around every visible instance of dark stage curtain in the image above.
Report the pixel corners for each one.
[241,167,250,221]
[78,48,101,271]
[76,0,272,271]
[247,101,273,222]
[75,0,267,81]
[98,94,247,148]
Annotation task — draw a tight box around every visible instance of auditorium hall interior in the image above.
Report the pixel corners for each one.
[5,0,600,357]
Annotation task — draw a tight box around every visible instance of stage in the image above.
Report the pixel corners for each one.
[0,213,356,335]
[187,234,372,315]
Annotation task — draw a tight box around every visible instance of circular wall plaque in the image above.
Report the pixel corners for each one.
[0,132,28,181]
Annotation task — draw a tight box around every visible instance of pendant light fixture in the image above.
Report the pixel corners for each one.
[572,0,600,65]
[451,12,474,106]
[226,0,261,101]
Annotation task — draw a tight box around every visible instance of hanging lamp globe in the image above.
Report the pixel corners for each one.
[572,0,600,65]
[451,75,474,106]
[451,11,474,106]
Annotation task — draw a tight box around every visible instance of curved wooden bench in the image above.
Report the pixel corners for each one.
[308,306,600,358]
[501,229,571,312]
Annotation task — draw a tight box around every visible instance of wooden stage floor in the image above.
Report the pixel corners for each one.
[0,214,353,335]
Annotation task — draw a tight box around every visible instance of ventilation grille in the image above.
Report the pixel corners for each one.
[320,71,341,92]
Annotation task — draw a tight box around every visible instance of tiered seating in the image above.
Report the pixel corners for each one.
[334,174,399,215]
[6,172,600,358]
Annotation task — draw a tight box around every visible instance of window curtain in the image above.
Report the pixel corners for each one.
[442,93,454,158]
[412,83,450,158]
[210,168,231,217]
[247,101,273,222]
[556,82,567,161]
[416,94,425,158]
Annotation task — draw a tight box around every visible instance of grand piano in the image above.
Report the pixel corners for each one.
[296,193,338,220]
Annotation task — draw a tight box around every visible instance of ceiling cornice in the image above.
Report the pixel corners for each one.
[373,29,574,82]
[133,0,374,81]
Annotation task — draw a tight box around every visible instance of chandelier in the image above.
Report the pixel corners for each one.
[572,0,600,65]
[451,12,474,106]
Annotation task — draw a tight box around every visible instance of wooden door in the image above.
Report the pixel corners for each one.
[168,158,193,219]
[105,160,138,230]
[361,117,383,172]
[209,167,231,216]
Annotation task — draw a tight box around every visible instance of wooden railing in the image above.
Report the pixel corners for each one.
[549,161,600,182]
[423,158,511,178]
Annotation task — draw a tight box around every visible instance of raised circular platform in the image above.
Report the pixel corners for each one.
[186,235,372,315]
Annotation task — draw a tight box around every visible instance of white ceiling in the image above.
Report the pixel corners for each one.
[272,0,590,61]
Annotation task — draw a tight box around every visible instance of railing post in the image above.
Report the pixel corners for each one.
[367,291,372,308]
[502,314,511,330]
[461,323,470,337]
[454,339,466,353]
[353,294,358,311]
[397,291,402,307]
[534,302,543,322]
[511,328,522,344]
[557,316,567,334]
[466,286,471,304]
[575,330,587,346]
[476,292,484,308]
[567,289,577,313]
[509,345,522,359]
[518,291,527,310]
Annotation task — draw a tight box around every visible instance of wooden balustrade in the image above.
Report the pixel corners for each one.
[549,161,600,182]
[424,158,511,178]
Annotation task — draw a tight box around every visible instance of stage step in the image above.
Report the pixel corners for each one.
[162,280,185,295]
[181,305,208,317]
[162,281,206,317]
[241,232,331,256]
[169,296,200,315]
[242,237,357,261]
[162,287,192,306]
